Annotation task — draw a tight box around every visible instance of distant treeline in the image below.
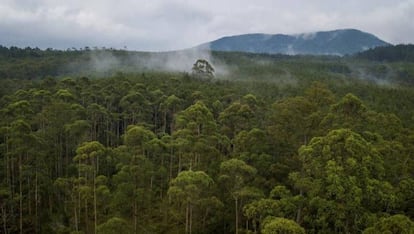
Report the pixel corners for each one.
[1,44,414,87]
[355,44,414,62]
[0,45,138,80]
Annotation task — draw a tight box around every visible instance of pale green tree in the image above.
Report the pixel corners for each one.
[219,159,258,234]
[261,217,305,234]
[168,170,214,234]
[290,129,394,233]
[363,214,414,234]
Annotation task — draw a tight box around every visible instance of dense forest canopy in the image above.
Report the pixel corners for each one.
[355,44,414,62]
[0,44,414,233]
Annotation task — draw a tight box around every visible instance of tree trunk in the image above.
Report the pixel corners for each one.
[106,118,110,146]
[19,154,23,234]
[178,154,182,173]
[74,203,78,232]
[254,219,257,234]
[185,202,189,234]
[170,112,175,134]
[2,205,7,234]
[153,106,158,132]
[78,159,81,231]
[35,170,38,234]
[85,167,89,234]
[169,148,173,182]
[235,197,238,234]
[5,134,11,198]
[27,177,31,216]
[162,111,167,134]
[296,189,303,224]
[10,137,15,200]
[134,200,137,234]
[85,197,88,234]
[202,208,209,231]
[189,204,193,234]
[94,173,97,234]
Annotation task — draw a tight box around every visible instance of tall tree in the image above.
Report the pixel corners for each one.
[363,214,414,234]
[261,217,305,234]
[174,101,219,170]
[219,159,258,234]
[73,141,106,234]
[168,170,214,234]
[192,59,215,80]
[290,129,394,233]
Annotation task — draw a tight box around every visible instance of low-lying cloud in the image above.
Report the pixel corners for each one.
[65,48,230,77]
[0,0,413,51]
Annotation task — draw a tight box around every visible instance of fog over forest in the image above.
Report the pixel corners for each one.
[1,1,414,234]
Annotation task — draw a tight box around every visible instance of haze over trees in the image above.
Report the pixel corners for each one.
[0,44,414,233]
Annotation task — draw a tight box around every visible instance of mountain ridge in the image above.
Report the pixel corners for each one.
[197,29,390,55]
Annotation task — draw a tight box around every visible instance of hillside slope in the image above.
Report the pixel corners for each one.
[199,29,390,55]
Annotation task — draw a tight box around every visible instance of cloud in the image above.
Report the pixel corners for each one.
[0,0,413,50]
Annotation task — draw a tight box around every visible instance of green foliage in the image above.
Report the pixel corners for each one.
[355,44,414,62]
[363,215,414,234]
[292,129,396,233]
[124,125,156,151]
[168,170,214,203]
[261,217,305,234]
[168,170,215,233]
[219,159,257,198]
[1,48,414,233]
[96,217,133,234]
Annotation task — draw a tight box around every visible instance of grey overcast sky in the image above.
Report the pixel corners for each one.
[0,0,413,51]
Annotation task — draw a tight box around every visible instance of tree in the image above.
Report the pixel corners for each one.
[112,129,155,233]
[124,125,156,156]
[266,96,318,185]
[174,101,219,170]
[73,141,106,234]
[243,185,300,233]
[161,95,183,134]
[96,217,133,234]
[167,170,214,234]
[321,93,368,133]
[363,215,414,234]
[7,119,38,234]
[268,96,316,150]
[219,159,258,234]
[291,129,393,233]
[243,199,280,232]
[219,98,256,141]
[119,92,149,127]
[261,217,305,234]
[304,82,335,109]
[192,59,214,80]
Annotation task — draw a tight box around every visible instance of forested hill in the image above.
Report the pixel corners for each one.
[198,29,389,55]
[1,45,414,233]
[0,45,146,80]
[1,45,414,87]
[354,44,414,62]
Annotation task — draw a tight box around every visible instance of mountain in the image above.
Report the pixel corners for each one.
[198,29,390,55]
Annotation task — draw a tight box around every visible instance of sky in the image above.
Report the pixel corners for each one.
[0,0,413,51]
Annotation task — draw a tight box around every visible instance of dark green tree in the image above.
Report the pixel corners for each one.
[192,59,215,80]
